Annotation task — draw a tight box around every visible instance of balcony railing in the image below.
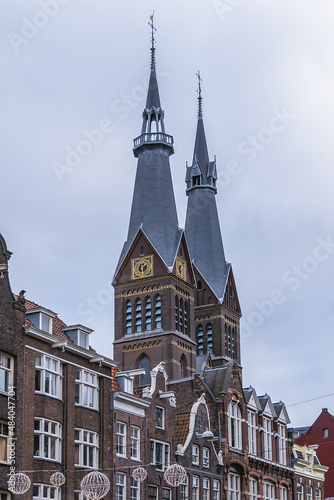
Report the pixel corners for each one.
[133,132,174,148]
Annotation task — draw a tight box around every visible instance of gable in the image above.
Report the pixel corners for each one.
[113,229,169,284]
[172,232,195,286]
[222,267,241,314]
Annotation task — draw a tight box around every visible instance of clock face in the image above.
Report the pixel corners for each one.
[176,257,187,281]
[132,256,153,279]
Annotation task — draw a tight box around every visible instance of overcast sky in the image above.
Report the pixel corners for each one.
[1,0,334,429]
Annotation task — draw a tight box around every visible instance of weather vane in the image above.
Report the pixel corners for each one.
[196,71,203,117]
[148,12,156,50]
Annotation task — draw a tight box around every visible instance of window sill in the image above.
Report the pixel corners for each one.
[130,457,142,462]
[33,456,61,463]
[116,454,128,459]
[35,392,62,402]
[75,404,99,412]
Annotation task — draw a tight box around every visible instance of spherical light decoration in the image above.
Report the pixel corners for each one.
[163,464,187,487]
[50,472,66,487]
[80,471,110,500]
[8,472,31,495]
[132,467,147,482]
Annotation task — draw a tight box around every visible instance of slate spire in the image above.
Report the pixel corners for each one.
[185,76,229,301]
[114,16,180,278]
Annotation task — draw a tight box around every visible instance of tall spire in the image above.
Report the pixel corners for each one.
[185,75,229,301]
[114,16,179,278]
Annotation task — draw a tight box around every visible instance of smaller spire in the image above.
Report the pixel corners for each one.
[148,12,156,70]
[196,70,203,118]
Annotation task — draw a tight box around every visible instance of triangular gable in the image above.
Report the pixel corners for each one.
[222,266,242,314]
[258,394,275,418]
[172,231,196,286]
[192,262,222,304]
[113,227,169,283]
[273,402,290,424]
[244,386,261,412]
[191,158,202,177]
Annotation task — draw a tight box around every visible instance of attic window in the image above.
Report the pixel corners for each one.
[67,330,88,349]
[323,428,328,437]
[26,309,55,333]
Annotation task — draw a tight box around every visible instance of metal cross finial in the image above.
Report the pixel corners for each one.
[196,71,203,117]
[149,12,156,50]
[148,12,156,69]
[196,71,202,99]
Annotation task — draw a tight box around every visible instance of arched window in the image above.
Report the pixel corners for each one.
[228,401,242,450]
[197,281,202,290]
[179,298,184,333]
[135,299,142,333]
[180,355,187,378]
[184,301,188,336]
[227,325,232,357]
[197,325,204,355]
[145,297,152,331]
[206,323,213,353]
[154,295,161,329]
[125,301,132,334]
[175,296,179,331]
[139,355,150,386]
[225,324,228,355]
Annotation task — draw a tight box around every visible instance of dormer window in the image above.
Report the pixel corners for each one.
[26,308,56,333]
[63,325,93,349]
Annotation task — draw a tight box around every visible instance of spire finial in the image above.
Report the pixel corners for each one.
[148,12,156,70]
[196,71,203,118]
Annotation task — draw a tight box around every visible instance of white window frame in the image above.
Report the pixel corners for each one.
[156,406,165,429]
[75,369,99,410]
[180,475,189,500]
[162,488,171,500]
[116,422,127,457]
[34,418,62,462]
[228,473,240,500]
[192,476,199,500]
[213,481,220,500]
[248,410,257,455]
[131,477,140,500]
[0,354,14,394]
[264,482,275,500]
[33,483,61,499]
[148,485,158,500]
[0,421,9,464]
[277,423,286,465]
[280,486,288,500]
[203,447,210,467]
[306,486,312,500]
[116,472,126,500]
[315,488,321,500]
[35,354,62,399]
[249,478,257,500]
[0,491,11,500]
[228,402,242,450]
[150,439,170,470]
[131,426,140,460]
[297,484,303,500]
[74,492,84,500]
[263,417,272,460]
[203,478,210,500]
[74,428,98,469]
[192,444,199,465]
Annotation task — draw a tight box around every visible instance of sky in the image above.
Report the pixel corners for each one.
[1,0,334,429]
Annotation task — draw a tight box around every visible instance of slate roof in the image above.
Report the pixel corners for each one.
[113,58,180,279]
[202,360,234,398]
[175,413,191,447]
[185,114,230,301]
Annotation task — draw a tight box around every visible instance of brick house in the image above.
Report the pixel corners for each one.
[293,409,334,498]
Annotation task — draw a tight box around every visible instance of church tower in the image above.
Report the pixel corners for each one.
[185,74,242,367]
[113,18,197,384]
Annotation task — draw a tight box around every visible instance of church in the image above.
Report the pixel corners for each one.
[0,18,328,500]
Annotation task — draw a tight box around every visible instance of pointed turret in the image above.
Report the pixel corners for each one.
[185,74,229,301]
[114,16,180,279]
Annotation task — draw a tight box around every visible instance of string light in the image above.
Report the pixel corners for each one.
[50,472,66,487]
[163,464,187,487]
[8,473,31,495]
[80,470,110,500]
[131,467,147,482]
